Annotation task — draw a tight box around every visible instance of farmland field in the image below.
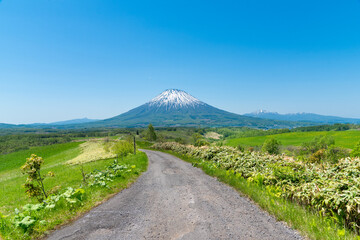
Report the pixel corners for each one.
[226,130,360,149]
[66,140,116,164]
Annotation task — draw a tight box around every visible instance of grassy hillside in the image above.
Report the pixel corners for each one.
[0,142,81,173]
[226,130,360,149]
[0,141,148,239]
[0,142,82,213]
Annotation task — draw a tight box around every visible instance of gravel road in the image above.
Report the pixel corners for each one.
[48,150,302,240]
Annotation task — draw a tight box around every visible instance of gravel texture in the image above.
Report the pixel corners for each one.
[47,150,302,240]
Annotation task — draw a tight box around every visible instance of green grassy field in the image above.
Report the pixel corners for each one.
[226,130,360,149]
[0,142,148,239]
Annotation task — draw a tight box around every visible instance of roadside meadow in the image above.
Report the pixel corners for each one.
[0,132,147,239]
[1,124,360,239]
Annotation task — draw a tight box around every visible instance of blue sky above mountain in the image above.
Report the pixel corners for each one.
[1,1,360,124]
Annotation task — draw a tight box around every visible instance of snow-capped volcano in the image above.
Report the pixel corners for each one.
[0,89,322,129]
[67,89,312,129]
[149,89,204,109]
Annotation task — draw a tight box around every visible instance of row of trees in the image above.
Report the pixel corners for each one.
[0,126,156,156]
[0,134,71,155]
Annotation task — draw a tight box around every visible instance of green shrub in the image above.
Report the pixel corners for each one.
[325,145,349,163]
[175,137,185,144]
[194,139,209,147]
[301,135,335,154]
[20,154,54,202]
[236,145,244,152]
[146,124,157,141]
[112,141,133,158]
[308,146,349,163]
[350,141,360,158]
[309,149,325,163]
[262,138,281,155]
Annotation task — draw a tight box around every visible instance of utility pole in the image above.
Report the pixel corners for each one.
[129,132,136,155]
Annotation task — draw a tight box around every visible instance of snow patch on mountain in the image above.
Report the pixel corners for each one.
[244,110,360,124]
[249,110,314,116]
[251,109,274,115]
[148,89,204,109]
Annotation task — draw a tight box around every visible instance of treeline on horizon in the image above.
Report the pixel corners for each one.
[214,123,359,139]
[0,128,136,155]
[0,124,359,155]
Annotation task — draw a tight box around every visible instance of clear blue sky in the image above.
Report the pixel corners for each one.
[1,0,360,124]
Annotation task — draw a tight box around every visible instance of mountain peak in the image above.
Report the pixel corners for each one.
[148,89,204,109]
[254,109,270,114]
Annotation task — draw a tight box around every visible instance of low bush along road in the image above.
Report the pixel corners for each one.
[48,150,301,240]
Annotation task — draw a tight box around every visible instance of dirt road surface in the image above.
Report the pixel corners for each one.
[48,150,302,240]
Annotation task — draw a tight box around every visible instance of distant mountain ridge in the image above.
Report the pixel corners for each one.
[49,118,98,125]
[0,118,98,129]
[245,110,360,124]
[0,90,340,129]
[73,89,312,129]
